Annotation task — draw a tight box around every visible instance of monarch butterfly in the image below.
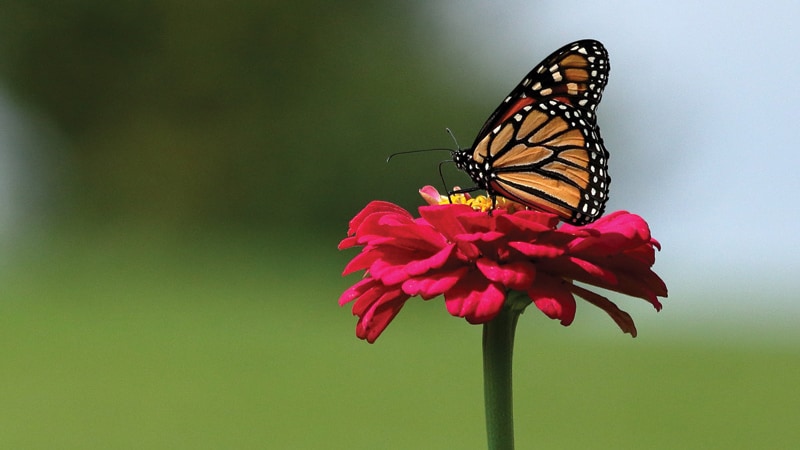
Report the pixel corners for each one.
[453,39,611,225]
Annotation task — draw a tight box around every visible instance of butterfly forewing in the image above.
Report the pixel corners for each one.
[474,40,609,141]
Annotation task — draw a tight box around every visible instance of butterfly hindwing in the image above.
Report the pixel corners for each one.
[469,99,610,224]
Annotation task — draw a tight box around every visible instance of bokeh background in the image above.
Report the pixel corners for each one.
[1,1,798,448]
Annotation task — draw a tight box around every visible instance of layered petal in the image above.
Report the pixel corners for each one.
[339,189,667,342]
[402,267,469,299]
[527,276,577,326]
[476,258,536,291]
[445,275,506,323]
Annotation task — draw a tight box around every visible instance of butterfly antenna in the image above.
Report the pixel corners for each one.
[437,160,455,204]
[386,148,453,163]
[445,128,461,150]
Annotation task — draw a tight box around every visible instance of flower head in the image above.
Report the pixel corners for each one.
[339,187,667,343]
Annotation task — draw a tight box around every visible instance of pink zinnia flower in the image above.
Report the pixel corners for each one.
[339,186,667,343]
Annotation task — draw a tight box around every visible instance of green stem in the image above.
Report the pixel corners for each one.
[483,295,526,450]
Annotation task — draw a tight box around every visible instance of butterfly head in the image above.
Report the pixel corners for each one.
[452,148,493,190]
[452,149,470,171]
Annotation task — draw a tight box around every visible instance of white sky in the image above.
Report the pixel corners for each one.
[426,1,800,318]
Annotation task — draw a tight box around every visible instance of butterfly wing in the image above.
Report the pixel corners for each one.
[468,99,610,224]
[473,39,609,142]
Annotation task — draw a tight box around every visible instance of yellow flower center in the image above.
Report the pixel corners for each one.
[437,192,520,212]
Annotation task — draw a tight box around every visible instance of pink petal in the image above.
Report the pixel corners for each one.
[417,204,473,238]
[508,241,565,258]
[419,185,444,205]
[497,210,559,233]
[456,210,498,233]
[444,276,506,323]
[453,240,482,261]
[346,201,412,236]
[476,258,536,290]
[402,267,469,299]
[567,256,618,284]
[568,211,652,254]
[527,277,576,326]
[355,288,411,343]
[404,244,455,276]
[369,256,412,285]
[338,236,358,250]
[377,221,447,250]
[454,230,505,243]
[341,248,381,276]
[339,277,380,307]
[570,284,638,337]
[367,244,456,285]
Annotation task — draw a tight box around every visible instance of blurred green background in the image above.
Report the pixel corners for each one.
[0,1,797,449]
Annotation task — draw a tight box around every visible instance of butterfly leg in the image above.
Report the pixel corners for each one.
[448,185,481,200]
[488,193,497,216]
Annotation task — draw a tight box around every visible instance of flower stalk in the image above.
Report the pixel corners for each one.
[483,293,528,450]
